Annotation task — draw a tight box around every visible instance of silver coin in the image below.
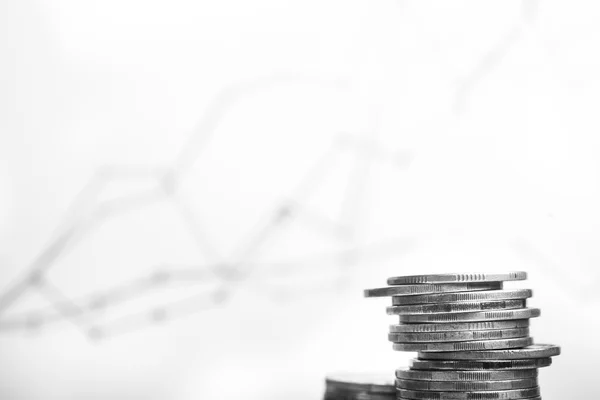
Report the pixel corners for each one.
[398,398,544,400]
[418,344,560,360]
[387,272,527,286]
[396,392,542,400]
[390,320,529,333]
[409,358,552,370]
[398,397,541,400]
[389,328,529,343]
[324,389,396,400]
[364,282,503,298]
[325,373,395,394]
[398,308,540,323]
[325,391,396,400]
[387,299,526,315]
[397,386,540,400]
[395,368,538,381]
[396,378,538,391]
[391,290,532,306]
[393,337,532,352]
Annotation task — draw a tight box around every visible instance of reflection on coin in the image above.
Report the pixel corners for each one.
[364,282,503,298]
[395,367,538,381]
[387,272,527,286]
[389,328,529,343]
[387,300,526,315]
[391,290,532,306]
[393,337,532,352]
[398,308,540,323]
[409,358,552,370]
[397,386,540,400]
[418,344,561,360]
[396,377,538,391]
[390,320,529,333]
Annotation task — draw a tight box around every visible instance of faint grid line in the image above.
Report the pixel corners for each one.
[34,278,90,334]
[0,75,325,321]
[0,75,417,339]
[453,0,539,114]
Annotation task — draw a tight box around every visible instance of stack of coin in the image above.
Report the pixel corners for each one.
[364,272,560,400]
[323,373,396,400]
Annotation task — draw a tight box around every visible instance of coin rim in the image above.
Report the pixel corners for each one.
[409,357,552,370]
[395,367,538,381]
[390,319,530,333]
[395,377,539,391]
[387,299,526,315]
[417,344,561,360]
[387,272,527,286]
[397,386,540,400]
[397,308,541,323]
[389,327,529,343]
[391,289,533,305]
[364,282,504,298]
[393,337,533,352]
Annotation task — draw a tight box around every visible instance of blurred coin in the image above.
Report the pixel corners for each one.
[409,358,552,370]
[390,320,529,333]
[398,308,540,323]
[387,272,526,286]
[397,386,540,400]
[389,328,529,343]
[325,373,395,394]
[324,389,396,400]
[395,378,538,391]
[387,300,526,315]
[364,282,503,298]
[325,393,395,400]
[393,337,532,352]
[417,344,560,360]
[392,290,532,306]
[395,368,538,381]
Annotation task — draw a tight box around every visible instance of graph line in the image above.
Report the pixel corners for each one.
[0,75,415,339]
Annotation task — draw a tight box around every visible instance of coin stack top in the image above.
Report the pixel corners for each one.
[363,271,560,400]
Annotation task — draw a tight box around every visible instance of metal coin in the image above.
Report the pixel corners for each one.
[397,397,541,400]
[398,308,540,323]
[393,337,532,352]
[391,290,532,306]
[324,395,395,400]
[399,398,544,400]
[409,358,552,370]
[390,320,529,333]
[387,300,526,315]
[397,386,540,400]
[417,344,560,360]
[395,368,538,381]
[325,373,395,394]
[324,391,396,400]
[395,378,538,391]
[389,328,529,343]
[387,272,527,286]
[324,389,396,400]
[364,282,503,298]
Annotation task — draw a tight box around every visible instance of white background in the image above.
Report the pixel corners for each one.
[1,0,599,399]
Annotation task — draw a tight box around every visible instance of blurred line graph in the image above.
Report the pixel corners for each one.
[1,0,552,339]
[0,75,415,339]
[453,0,539,113]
